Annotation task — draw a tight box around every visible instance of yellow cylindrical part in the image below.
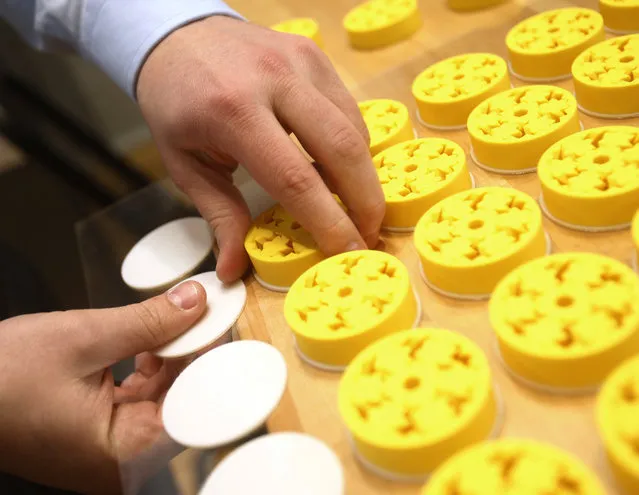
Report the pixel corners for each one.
[447,0,507,11]
[271,18,324,49]
[599,0,639,33]
[411,53,510,129]
[373,138,473,230]
[339,328,498,478]
[359,99,415,157]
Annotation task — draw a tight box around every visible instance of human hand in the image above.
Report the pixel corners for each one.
[0,281,207,495]
[136,16,385,283]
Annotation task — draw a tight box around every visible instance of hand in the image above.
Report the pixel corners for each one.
[0,281,207,495]
[136,16,386,283]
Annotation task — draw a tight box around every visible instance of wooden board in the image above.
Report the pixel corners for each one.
[233,0,637,493]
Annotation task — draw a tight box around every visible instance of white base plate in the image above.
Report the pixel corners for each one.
[162,340,287,449]
[294,286,423,372]
[254,271,290,293]
[348,384,506,483]
[605,25,639,36]
[576,103,639,120]
[154,271,246,359]
[507,61,572,83]
[470,145,538,175]
[416,110,467,132]
[199,432,344,495]
[539,194,632,233]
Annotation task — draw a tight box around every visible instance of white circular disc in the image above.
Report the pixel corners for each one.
[199,432,344,495]
[121,217,213,291]
[154,271,247,359]
[163,341,287,449]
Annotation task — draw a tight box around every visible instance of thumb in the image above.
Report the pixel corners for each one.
[73,280,207,373]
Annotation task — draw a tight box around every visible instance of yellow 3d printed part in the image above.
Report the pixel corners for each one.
[270,18,324,49]
[572,34,639,119]
[597,354,639,495]
[244,204,323,292]
[447,0,507,11]
[506,8,605,81]
[339,328,499,480]
[343,0,422,50]
[421,438,606,495]
[414,187,547,299]
[633,211,639,270]
[538,126,639,231]
[490,252,639,391]
[412,53,511,130]
[599,0,639,34]
[373,138,473,231]
[284,250,419,370]
[467,85,580,173]
[359,99,415,156]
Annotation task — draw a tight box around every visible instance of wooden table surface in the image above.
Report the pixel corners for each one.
[228,0,635,493]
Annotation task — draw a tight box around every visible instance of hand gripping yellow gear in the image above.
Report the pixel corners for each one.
[338,328,500,480]
[270,18,324,49]
[597,354,639,495]
[572,34,639,119]
[421,438,606,495]
[599,0,639,34]
[539,126,639,231]
[284,250,419,370]
[447,0,507,11]
[244,204,323,291]
[373,138,473,231]
[414,187,547,299]
[467,85,580,173]
[506,8,605,81]
[343,0,422,49]
[412,53,511,130]
[490,252,639,391]
[359,99,414,157]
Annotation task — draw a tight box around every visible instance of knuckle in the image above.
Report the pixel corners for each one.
[130,302,165,348]
[209,87,251,122]
[293,36,323,62]
[327,124,367,161]
[276,165,317,202]
[256,48,294,79]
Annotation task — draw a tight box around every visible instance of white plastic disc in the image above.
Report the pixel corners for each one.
[163,341,287,449]
[199,432,344,495]
[154,271,247,359]
[121,217,213,291]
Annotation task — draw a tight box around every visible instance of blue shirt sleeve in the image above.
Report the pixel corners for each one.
[0,0,244,98]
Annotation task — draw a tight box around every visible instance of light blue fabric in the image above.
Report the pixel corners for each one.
[0,0,243,98]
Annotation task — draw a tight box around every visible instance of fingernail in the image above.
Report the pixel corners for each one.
[346,242,365,252]
[167,281,199,310]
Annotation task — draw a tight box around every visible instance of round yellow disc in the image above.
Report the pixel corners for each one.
[412,53,511,129]
[244,204,323,290]
[339,328,497,478]
[539,126,639,230]
[284,250,418,369]
[599,0,639,34]
[374,138,473,230]
[343,0,422,50]
[414,187,547,297]
[490,252,639,390]
[359,99,415,157]
[421,438,606,495]
[447,0,507,11]
[270,18,324,49]
[597,354,639,495]
[572,34,639,118]
[467,85,581,173]
[506,8,605,81]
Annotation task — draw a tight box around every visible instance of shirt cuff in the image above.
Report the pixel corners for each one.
[80,0,244,99]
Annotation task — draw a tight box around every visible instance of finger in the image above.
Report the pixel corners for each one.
[71,280,207,373]
[234,109,367,256]
[274,83,385,248]
[170,153,252,284]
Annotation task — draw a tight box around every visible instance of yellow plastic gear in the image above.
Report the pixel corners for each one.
[633,210,639,268]
[414,187,547,298]
[447,0,507,11]
[359,99,414,156]
[467,85,580,173]
[270,18,324,49]
[411,53,511,129]
[373,138,473,230]
[421,438,606,495]
[244,204,323,291]
[597,353,639,495]
[572,34,639,118]
[338,328,498,478]
[490,252,639,390]
[506,8,605,81]
[538,126,639,230]
[343,0,422,49]
[599,0,639,34]
[284,250,418,369]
